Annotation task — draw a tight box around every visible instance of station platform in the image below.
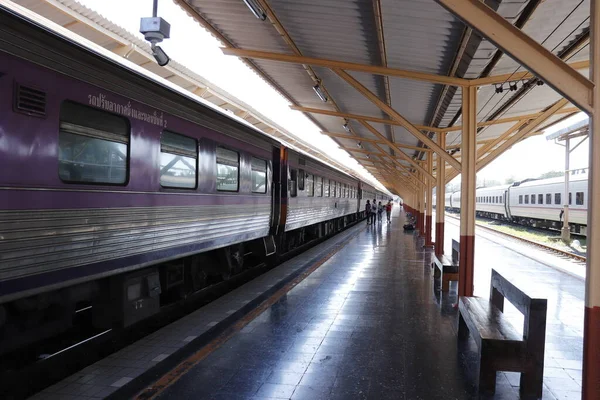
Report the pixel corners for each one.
[30,209,584,400]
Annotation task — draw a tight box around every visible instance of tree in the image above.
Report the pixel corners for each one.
[505,175,516,184]
[538,170,564,179]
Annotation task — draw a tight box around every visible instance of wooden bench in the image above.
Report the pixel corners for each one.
[458,269,547,398]
[432,239,459,291]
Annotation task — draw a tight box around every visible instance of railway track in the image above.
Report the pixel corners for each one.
[445,214,587,264]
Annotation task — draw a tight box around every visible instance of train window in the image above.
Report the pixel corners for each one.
[555,193,561,205]
[546,194,551,204]
[519,195,523,204]
[298,169,305,190]
[251,157,267,194]
[290,169,298,197]
[307,174,314,196]
[337,182,341,198]
[316,176,323,197]
[58,101,129,184]
[325,179,330,197]
[524,195,529,204]
[538,194,543,204]
[568,192,572,205]
[576,192,584,205]
[159,131,197,189]
[216,147,239,192]
[531,194,535,204]
[331,180,336,197]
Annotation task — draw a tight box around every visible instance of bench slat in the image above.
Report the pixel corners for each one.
[459,297,522,343]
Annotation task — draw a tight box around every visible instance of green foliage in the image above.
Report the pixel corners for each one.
[538,170,565,179]
[505,176,516,184]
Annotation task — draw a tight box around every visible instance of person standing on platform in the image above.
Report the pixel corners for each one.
[377,201,384,222]
[385,200,393,223]
[365,200,372,224]
[372,199,377,223]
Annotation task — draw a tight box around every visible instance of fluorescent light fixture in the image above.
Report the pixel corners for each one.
[313,84,328,102]
[357,142,362,148]
[243,0,266,20]
[343,122,350,132]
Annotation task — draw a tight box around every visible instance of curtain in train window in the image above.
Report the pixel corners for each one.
[251,157,267,193]
[306,173,314,196]
[337,182,341,198]
[58,101,129,184]
[289,169,298,197]
[216,147,239,191]
[159,131,197,189]
[315,176,323,197]
[324,179,330,197]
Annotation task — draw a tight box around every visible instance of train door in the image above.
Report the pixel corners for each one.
[504,189,511,219]
[270,146,282,235]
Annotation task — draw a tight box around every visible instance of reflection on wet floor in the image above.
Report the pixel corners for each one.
[159,209,583,400]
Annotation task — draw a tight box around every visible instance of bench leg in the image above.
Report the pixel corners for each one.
[478,351,497,395]
[520,368,543,399]
[458,313,469,340]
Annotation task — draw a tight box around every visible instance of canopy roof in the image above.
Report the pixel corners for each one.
[175,0,590,193]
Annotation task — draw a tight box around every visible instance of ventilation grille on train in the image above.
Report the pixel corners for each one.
[14,84,46,117]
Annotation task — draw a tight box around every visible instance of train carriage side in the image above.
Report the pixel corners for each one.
[0,9,284,354]
[475,185,511,219]
[282,149,360,250]
[508,174,588,234]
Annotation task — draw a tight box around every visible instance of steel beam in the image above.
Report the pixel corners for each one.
[320,132,433,152]
[472,60,590,86]
[333,68,462,171]
[291,106,439,132]
[435,0,593,112]
[358,121,436,181]
[222,48,469,87]
[477,99,569,171]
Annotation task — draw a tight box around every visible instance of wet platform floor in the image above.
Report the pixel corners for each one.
[156,210,583,400]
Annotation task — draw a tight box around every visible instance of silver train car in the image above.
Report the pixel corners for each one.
[440,172,589,235]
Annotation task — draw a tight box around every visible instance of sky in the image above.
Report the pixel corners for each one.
[75,0,590,193]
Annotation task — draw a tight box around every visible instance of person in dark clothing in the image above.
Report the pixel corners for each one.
[365,200,372,224]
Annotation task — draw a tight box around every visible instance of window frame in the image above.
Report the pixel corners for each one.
[215,146,240,192]
[159,130,198,190]
[576,191,584,205]
[531,194,536,204]
[546,193,551,204]
[555,193,561,205]
[290,169,298,197]
[250,156,268,194]
[538,194,543,204]
[58,100,131,186]
[519,195,523,204]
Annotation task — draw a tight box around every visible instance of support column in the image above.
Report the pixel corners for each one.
[435,133,446,256]
[459,85,477,298]
[562,136,571,243]
[425,154,434,247]
[583,1,600,397]
[419,174,425,236]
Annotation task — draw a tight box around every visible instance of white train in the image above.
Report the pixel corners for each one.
[435,172,589,235]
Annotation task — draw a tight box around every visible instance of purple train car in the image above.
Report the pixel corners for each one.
[0,7,388,354]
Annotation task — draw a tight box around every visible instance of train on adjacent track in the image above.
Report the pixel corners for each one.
[0,8,389,355]
[435,172,588,236]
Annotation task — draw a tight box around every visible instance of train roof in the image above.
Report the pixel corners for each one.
[513,172,588,188]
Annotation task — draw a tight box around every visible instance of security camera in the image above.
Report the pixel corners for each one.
[151,44,169,66]
[140,16,171,66]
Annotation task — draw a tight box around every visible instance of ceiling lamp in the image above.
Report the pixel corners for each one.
[343,120,350,132]
[357,142,362,148]
[312,84,328,103]
[243,0,266,20]
[494,84,504,94]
